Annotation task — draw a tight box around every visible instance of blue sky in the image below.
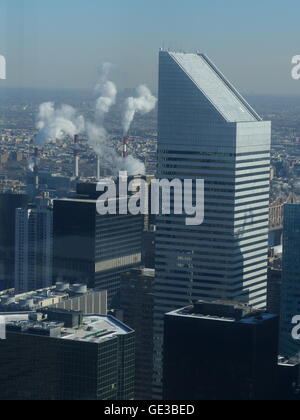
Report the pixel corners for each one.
[1,0,300,94]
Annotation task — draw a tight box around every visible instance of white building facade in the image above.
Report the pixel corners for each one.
[153,51,271,397]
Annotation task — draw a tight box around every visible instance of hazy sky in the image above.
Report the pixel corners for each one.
[1,0,300,94]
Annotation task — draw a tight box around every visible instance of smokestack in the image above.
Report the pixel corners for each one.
[74,135,79,178]
[97,156,101,180]
[33,147,39,190]
[122,136,129,159]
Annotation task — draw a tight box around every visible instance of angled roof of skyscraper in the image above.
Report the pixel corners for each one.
[167,51,262,123]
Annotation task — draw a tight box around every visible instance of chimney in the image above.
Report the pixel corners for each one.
[97,156,101,180]
[74,135,79,178]
[33,147,39,190]
[122,136,129,159]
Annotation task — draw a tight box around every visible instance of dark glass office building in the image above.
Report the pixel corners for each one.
[280,203,300,357]
[119,268,155,400]
[163,300,279,400]
[53,183,143,306]
[0,311,135,400]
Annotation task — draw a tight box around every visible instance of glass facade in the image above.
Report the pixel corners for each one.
[280,204,300,357]
[154,51,271,397]
[163,304,279,400]
[0,316,135,400]
[53,192,143,306]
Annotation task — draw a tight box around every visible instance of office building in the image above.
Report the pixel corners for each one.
[15,197,53,293]
[163,300,279,400]
[0,310,135,400]
[154,51,271,396]
[0,193,28,290]
[280,204,300,357]
[119,268,154,400]
[53,183,143,306]
[0,282,107,315]
[278,357,300,400]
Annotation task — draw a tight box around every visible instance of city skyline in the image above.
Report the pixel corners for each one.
[0,0,300,94]
[1,1,300,402]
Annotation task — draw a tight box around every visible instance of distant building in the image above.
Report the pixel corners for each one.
[0,310,135,400]
[15,197,53,293]
[163,300,279,400]
[0,282,107,315]
[280,204,300,357]
[0,193,28,290]
[118,268,154,400]
[53,183,143,306]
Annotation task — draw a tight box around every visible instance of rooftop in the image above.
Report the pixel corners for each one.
[6,314,132,343]
[62,315,131,343]
[166,51,262,123]
[167,300,275,323]
[0,283,93,310]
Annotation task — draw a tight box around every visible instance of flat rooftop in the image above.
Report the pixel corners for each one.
[167,300,275,323]
[0,283,97,308]
[5,315,132,343]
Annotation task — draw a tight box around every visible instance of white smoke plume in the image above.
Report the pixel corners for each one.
[87,63,117,174]
[95,81,117,121]
[88,64,144,176]
[34,65,147,177]
[122,85,157,135]
[119,155,145,176]
[87,122,145,176]
[35,102,85,145]
[94,63,117,122]
[86,122,114,161]
[28,152,40,172]
[28,158,35,172]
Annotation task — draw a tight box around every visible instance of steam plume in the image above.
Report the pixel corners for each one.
[34,65,147,176]
[86,122,114,162]
[86,63,118,177]
[35,102,85,145]
[120,155,145,176]
[122,85,157,135]
[87,122,145,176]
[28,157,36,172]
[94,63,117,122]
